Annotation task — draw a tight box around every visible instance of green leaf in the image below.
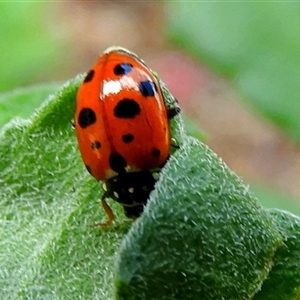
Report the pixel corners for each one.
[2,74,299,300]
[168,2,300,144]
[253,209,300,300]
[0,77,127,299]
[115,136,283,300]
[0,84,59,128]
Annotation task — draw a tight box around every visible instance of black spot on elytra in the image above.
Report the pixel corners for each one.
[91,141,101,149]
[116,49,147,68]
[83,70,95,83]
[78,108,96,128]
[114,63,133,75]
[139,80,156,97]
[85,165,92,175]
[114,99,140,118]
[109,152,127,173]
[122,133,134,143]
[152,148,161,158]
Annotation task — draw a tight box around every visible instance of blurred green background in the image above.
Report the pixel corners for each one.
[1,2,300,214]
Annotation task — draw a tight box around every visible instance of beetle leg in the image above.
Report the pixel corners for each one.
[93,196,115,228]
[167,106,181,149]
[167,106,180,119]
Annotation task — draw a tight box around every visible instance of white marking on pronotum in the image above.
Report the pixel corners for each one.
[152,172,160,181]
[101,76,139,99]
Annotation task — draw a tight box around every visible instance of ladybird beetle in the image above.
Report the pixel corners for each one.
[74,47,180,227]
